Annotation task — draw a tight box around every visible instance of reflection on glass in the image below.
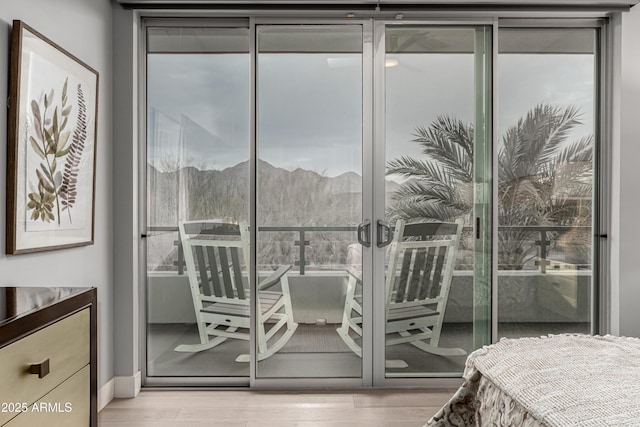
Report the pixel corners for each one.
[257,25,363,378]
[145,27,251,378]
[384,27,490,377]
[497,28,596,339]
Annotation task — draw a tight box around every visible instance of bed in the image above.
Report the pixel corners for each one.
[426,334,640,426]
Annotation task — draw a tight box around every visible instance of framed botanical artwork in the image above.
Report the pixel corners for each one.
[6,21,99,255]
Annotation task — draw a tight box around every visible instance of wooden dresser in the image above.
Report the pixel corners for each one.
[0,287,96,426]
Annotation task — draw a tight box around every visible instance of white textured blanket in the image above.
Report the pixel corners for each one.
[466,334,640,426]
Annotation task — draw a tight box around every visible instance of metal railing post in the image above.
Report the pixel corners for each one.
[534,227,551,274]
[294,230,310,275]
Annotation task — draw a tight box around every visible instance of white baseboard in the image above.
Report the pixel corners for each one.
[114,372,141,398]
[98,378,115,411]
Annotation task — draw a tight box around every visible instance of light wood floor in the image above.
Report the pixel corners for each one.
[99,389,457,426]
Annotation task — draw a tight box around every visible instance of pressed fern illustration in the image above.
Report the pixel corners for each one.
[26,77,86,226]
[58,84,87,223]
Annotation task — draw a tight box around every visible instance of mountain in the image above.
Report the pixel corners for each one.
[148,160,367,228]
[326,171,362,194]
[147,160,411,269]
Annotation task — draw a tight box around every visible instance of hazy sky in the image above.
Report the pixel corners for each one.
[257,53,362,176]
[147,54,250,172]
[147,50,594,176]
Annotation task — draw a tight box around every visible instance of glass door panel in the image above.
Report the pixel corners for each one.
[382,26,492,377]
[256,25,365,379]
[497,28,597,338]
[145,26,251,378]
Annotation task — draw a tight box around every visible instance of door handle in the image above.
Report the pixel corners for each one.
[357,219,371,248]
[377,220,394,248]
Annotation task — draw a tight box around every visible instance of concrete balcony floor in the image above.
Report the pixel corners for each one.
[147,321,589,380]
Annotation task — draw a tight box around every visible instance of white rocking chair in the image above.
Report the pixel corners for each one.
[337,219,465,366]
[175,220,298,362]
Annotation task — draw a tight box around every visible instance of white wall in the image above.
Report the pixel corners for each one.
[0,0,113,390]
[617,5,640,338]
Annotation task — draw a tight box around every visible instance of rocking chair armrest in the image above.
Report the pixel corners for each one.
[346,266,363,283]
[258,265,292,291]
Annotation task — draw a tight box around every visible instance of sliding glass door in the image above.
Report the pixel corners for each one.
[145,24,251,378]
[142,18,600,386]
[255,24,368,379]
[379,24,492,378]
[497,27,598,338]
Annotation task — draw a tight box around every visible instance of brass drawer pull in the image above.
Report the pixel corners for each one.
[29,358,50,379]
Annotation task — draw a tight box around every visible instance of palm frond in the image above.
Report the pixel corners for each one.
[387,156,441,179]
[387,156,456,190]
[392,180,471,212]
[411,115,473,182]
[500,104,582,182]
[555,135,593,164]
[538,105,583,165]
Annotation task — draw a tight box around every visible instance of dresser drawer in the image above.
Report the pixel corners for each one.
[4,365,89,427]
[0,309,89,425]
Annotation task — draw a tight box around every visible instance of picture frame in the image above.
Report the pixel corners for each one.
[6,21,99,255]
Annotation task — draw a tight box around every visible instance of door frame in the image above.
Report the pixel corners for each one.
[139,13,607,389]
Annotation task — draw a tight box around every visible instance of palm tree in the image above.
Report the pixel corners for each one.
[387,103,593,270]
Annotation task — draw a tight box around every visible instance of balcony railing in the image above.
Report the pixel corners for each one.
[147,224,592,275]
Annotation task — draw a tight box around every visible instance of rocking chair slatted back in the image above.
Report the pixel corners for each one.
[179,221,250,302]
[387,219,463,309]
